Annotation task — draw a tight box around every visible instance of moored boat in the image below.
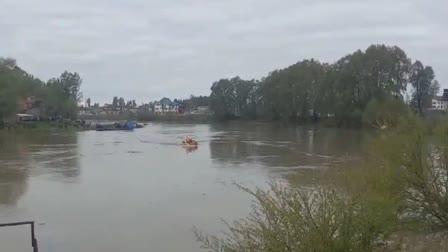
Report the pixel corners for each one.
[95,120,137,131]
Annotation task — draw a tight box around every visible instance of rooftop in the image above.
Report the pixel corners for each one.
[443,89,448,101]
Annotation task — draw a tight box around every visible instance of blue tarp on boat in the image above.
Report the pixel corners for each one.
[96,120,137,131]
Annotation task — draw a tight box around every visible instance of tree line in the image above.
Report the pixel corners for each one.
[109,96,137,108]
[0,57,82,126]
[209,44,440,126]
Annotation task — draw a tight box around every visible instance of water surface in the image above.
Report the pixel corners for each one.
[0,122,364,251]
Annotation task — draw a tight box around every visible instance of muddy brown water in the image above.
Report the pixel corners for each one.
[0,122,365,251]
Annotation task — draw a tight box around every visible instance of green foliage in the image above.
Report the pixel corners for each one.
[195,115,448,251]
[59,71,83,101]
[44,71,82,119]
[208,45,436,126]
[362,97,412,129]
[0,80,18,120]
[410,61,439,115]
[210,77,258,120]
[0,57,82,121]
[362,117,448,230]
[399,123,448,229]
[175,95,209,111]
[188,95,209,107]
[195,182,389,252]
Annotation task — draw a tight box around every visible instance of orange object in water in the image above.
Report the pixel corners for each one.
[182,137,198,146]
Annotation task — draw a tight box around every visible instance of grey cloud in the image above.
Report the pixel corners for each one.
[0,0,446,103]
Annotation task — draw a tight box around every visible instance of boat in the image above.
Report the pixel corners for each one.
[182,141,198,147]
[95,120,137,131]
[182,136,198,146]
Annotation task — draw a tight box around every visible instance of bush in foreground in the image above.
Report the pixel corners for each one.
[195,117,448,251]
[398,124,448,229]
[194,182,387,252]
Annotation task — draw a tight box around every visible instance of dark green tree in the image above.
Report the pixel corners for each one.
[59,71,82,101]
[207,44,426,126]
[118,97,125,108]
[210,78,237,120]
[410,61,438,115]
[0,58,83,121]
[112,97,118,107]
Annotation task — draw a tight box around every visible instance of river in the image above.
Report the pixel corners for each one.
[0,122,365,252]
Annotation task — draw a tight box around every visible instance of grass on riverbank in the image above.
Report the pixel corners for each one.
[194,114,448,252]
[0,121,81,134]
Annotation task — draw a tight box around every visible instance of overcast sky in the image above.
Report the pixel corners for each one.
[1,0,446,104]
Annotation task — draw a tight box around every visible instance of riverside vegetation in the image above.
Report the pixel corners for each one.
[208,44,439,127]
[194,106,448,251]
[1,45,447,251]
[2,44,440,128]
[0,57,82,128]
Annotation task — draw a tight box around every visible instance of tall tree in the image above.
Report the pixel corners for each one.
[112,96,118,107]
[86,97,91,107]
[0,57,83,120]
[59,71,82,101]
[410,61,437,115]
[0,85,17,127]
[118,97,125,108]
[207,44,433,126]
[210,78,237,120]
[0,57,16,69]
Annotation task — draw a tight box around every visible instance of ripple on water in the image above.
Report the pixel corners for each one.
[127,151,143,154]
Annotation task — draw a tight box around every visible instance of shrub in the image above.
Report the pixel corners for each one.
[366,118,448,230]
[362,97,412,129]
[194,182,387,252]
[399,123,448,229]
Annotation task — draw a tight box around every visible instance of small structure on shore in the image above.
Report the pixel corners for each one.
[16,113,36,122]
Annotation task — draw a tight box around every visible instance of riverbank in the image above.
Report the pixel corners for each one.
[79,113,211,123]
[0,121,83,132]
[195,114,448,252]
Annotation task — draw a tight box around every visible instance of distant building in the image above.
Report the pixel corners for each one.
[154,102,163,114]
[153,98,179,114]
[78,107,91,116]
[128,108,139,115]
[187,106,210,115]
[432,96,444,110]
[16,113,35,122]
[431,89,448,111]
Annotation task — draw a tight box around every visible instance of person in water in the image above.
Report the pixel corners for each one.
[183,136,195,144]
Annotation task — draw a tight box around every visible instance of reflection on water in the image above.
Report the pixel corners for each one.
[0,133,79,205]
[209,122,364,171]
[183,146,199,154]
[0,123,366,252]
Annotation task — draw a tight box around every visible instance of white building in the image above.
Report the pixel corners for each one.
[153,98,179,114]
[154,103,163,114]
[432,89,448,111]
[167,104,179,113]
[432,96,445,110]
